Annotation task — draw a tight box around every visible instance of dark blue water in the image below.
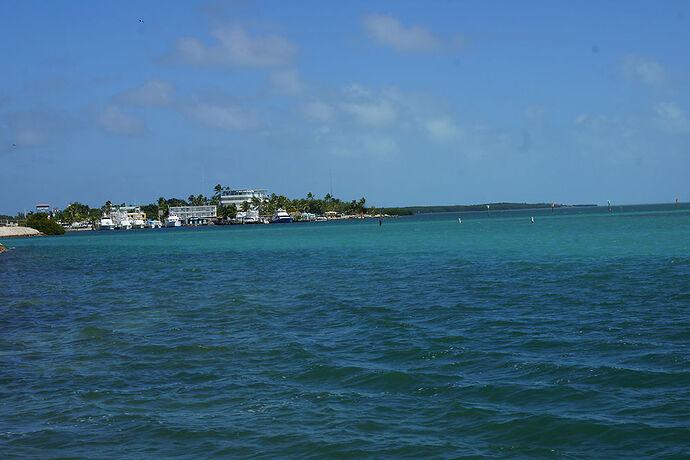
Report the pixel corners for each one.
[2,205,689,458]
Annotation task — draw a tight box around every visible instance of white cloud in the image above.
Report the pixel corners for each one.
[117,79,173,106]
[621,54,668,87]
[361,13,465,54]
[425,118,461,142]
[269,69,302,95]
[185,103,258,131]
[173,25,297,69]
[574,113,590,125]
[654,102,690,133]
[301,100,334,123]
[362,135,397,156]
[339,84,399,126]
[341,101,397,126]
[2,110,76,147]
[523,105,548,123]
[362,13,440,53]
[98,106,147,137]
[343,83,372,98]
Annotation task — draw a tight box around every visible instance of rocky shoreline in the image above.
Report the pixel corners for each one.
[0,226,43,238]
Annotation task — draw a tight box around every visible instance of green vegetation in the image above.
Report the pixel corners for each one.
[218,204,237,219]
[380,207,414,216]
[252,192,369,215]
[400,202,560,214]
[26,213,66,235]
[7,183,570,234]
[54,202,101,227]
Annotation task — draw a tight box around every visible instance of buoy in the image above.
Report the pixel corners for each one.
[458,217,462,224]
[530,216,534,223]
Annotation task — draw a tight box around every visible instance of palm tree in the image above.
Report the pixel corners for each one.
[241,201,251,213]
[251,196,262,214]
[157,197,166,218]
[212,184,223,205]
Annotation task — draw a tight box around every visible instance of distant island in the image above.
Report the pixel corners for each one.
[383,202,568,215]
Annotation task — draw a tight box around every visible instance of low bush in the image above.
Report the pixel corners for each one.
[26,213,66,235]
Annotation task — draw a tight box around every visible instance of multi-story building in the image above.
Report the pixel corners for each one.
[219,189,267,209]
[169,205,217,225]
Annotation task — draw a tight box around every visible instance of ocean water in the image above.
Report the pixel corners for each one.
[1,204,689,458]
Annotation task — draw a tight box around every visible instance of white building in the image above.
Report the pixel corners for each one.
[169,205,217,224]
[219,189,267,209]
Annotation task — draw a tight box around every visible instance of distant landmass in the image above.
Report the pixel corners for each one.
[382,202,572,216]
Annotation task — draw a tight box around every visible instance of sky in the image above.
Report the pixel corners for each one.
[1,0,688,214]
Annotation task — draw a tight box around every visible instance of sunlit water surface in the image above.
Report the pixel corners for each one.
[2,204,689,458]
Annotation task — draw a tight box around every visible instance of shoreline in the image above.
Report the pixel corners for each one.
[0,226,43,238]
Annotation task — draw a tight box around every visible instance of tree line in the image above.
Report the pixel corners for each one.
[23,185,381,226]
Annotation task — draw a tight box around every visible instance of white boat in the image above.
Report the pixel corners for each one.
[133,218,146,229]
[271,209,293,224]
[148,219,162,228]
[120,217,133,230]
[237,210,260,223]
[100,217,115,230]
[165,214,181,227]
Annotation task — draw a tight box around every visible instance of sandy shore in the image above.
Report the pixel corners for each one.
[0,226,43,238]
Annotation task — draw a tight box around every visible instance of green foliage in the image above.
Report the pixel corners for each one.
[140,204,159,220]
[57,202,91,224]
[381,208,414,216]
[218,204,237,219]
[88,208,101,225]
[402,203,557,214]
[26,213,66,235]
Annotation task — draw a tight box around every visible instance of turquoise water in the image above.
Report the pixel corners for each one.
[2,204,689,458]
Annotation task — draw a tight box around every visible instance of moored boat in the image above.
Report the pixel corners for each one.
[165,214,181,227]
[99,216,115,230]
[271,209,293,223]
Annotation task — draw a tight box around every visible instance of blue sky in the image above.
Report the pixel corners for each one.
[1,0,688,214]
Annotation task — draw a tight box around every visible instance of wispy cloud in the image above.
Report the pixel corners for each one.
[340,84,397,126]
[362,13,464,53]
[184,103,259,131]
[116,79,173,107]
[341,101,397,126]
[301,100,334,123]
[425,118,461,142]
[2,109,77,148]
[621,54,668,87]
[171,25,297,69]
[269,69,303,95]
[654,102,690,133]
[98,106,148,137]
